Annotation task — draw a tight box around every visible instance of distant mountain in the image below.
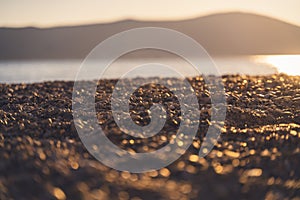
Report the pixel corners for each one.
[1,12,300,60]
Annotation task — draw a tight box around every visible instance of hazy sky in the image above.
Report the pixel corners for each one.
[1,0,300,27]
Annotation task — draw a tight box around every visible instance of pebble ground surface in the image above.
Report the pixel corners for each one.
[0,74,300,200]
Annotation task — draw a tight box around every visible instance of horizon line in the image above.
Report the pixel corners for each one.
[1,11,300,29]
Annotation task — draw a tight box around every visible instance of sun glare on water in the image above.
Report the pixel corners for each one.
[257,55,300,75]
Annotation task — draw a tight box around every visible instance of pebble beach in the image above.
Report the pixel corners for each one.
[0,74,300,200]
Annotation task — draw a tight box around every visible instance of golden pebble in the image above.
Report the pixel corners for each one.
[160,168,171,177]
[177,161,185,170]
[214,165,223,174]
[53,187,66,200]
[121,171,131,179]
[224,150,240,158]
[261,149,271,157]
[129,139,135,145]
[216,151,223,157]
[160,136,167,141]
[240,142,247,147]
[142,146,149,151]
[249,149,256,155]
[148,170,158,177]
[186,165,197,174]
[70,162,79,170]
[39,152,46,161]
[285,135,289,140]
[267,177,275,185]
[129,174,138,182]
[272,148,278,153]
[232,159,240,167]
[290,130,297,136]
[189,154,199,163]
[245,168,262,177]
[192,141,200,149]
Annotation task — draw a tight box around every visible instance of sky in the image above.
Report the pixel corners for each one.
[0,0,300,28]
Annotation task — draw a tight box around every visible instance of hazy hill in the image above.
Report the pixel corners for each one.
[1,12,300,60]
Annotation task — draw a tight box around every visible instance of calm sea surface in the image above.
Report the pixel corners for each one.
[0,55,299,83]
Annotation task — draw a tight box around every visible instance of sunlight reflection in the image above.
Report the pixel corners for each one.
[256,55,300,75]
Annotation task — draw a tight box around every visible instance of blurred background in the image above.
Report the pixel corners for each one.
[0,0,300,82]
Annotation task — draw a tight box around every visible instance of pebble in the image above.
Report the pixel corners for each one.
[53,187,66,200]
[0,74,299,199]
